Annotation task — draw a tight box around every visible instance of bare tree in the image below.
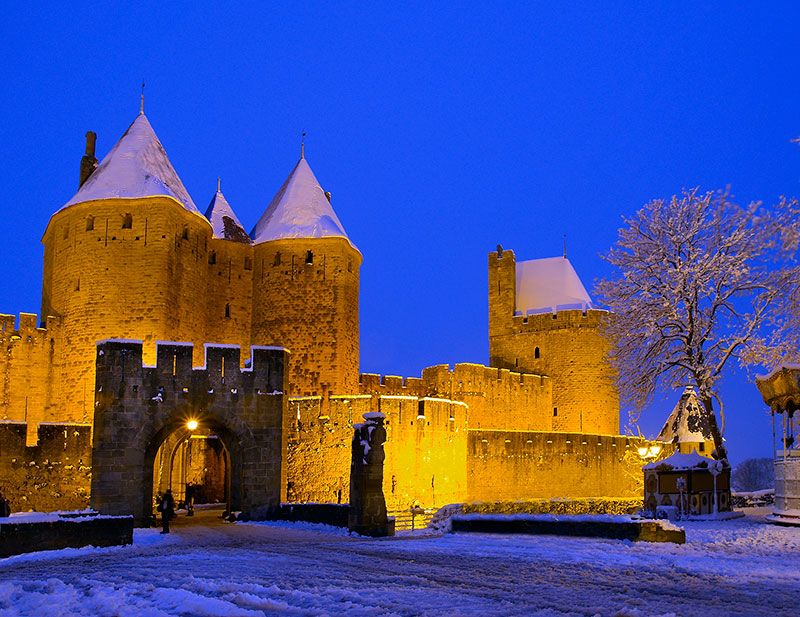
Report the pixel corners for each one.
[597,189,800,461]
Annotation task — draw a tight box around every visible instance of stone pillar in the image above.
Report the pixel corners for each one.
[348,412,394,537]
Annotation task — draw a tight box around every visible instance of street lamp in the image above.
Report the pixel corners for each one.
[186,419,198,431]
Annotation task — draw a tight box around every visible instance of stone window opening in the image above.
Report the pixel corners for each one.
[699,442,705,452]
[122,213,132,229]
[534,347,540,359]
[86,216,94,231]
[273,252,281,266]
[305,250,314,265]
[553,407,558,417]
[63,225,69,239]
[208,251,216,265]
[244,257,252,271]
[225,303,231,319]
[181,226,189,240]
[74,278,80,292]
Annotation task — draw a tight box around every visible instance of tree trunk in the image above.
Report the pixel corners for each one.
[700,395,728,462]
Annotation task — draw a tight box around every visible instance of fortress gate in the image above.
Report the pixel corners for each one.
[90,341,289,526]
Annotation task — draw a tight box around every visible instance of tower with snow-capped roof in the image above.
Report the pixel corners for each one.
[488,247,619,435]
[250,153,362,396]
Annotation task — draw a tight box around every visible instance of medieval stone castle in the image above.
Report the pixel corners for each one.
[0,109,650,521]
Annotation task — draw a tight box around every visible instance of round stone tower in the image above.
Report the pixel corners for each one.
[40,112,215,422]
[250,156,362,396]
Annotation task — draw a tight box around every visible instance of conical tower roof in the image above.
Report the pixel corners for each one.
[250,157,354,248]
[657,386,714,444]
[204,183,251,243]
[62,113,199,213]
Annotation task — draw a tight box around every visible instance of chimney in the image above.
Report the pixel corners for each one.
[79,131,98,188]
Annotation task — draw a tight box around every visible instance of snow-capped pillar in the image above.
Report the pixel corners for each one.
[348,412,394,537]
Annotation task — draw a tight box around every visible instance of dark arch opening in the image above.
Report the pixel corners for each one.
[143,417,241,525]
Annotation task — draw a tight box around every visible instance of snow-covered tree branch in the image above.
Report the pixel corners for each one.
[596,189,800,461]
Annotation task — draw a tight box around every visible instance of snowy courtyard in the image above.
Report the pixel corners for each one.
[0,508,798,617]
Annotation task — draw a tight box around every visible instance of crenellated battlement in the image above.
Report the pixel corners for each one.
[95,340,287,402]
[0,312,60,342]
[360,362,549,399]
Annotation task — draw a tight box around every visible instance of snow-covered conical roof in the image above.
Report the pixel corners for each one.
[657,386,714,444]
[204,186,251,243]
[250,157,354,247]
[514,256,593,315]
[62,113,199,213]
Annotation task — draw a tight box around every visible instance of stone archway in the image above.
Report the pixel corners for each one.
[90,341,288,526]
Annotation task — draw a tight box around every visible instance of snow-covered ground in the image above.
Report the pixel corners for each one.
[0,508,797,616]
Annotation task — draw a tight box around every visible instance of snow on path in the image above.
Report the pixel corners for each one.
[0,509,797,616]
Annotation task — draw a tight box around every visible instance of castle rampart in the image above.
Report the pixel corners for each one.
[359,363,553,431]
[0,421,92,512]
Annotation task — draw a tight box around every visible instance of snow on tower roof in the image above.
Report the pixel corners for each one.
[514,256,593,315]
[657,386,714,444]
[250,157,354,247]
[643,450,716,470]
[62,113,199,213]
[204,185,251,243]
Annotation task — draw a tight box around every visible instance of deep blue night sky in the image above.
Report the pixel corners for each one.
[1,4,798,463]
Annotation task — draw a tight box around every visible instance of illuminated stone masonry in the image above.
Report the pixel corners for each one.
[0,109,663,518]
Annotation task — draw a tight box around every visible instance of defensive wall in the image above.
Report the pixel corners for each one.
[0,421,92,512]
[286,365,648,515]
[286,392,467,513]
[359,363,553,431]
[488,248,620,435]
[0,313,64,444]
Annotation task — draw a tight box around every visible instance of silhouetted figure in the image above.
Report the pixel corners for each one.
[0,489,10,518]
[185,483,196,517]
[158,489,175,533]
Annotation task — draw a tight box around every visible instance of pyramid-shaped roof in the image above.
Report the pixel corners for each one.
[62,113,199,213]
[657,386,715,444]
[204,185,251,243]
[514,256,593,315]
[250,157,354,247]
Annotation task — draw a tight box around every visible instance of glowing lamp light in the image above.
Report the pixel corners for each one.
[649,444,662,458]
[186,419,199,431]
[638,444,663,460]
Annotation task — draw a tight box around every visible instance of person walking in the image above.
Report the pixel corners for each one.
[0,488,10,518]
[158,489,175,534]
[185,482,195,517]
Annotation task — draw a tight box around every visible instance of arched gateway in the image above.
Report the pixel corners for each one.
[90,341,288,526]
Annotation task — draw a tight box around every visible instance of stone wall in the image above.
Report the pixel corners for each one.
[360,363,553,431]
[0,314,62,444]
[467,431,649,501]
[488,248,619,435]
[0,421,92,512]
[286,393,467,513]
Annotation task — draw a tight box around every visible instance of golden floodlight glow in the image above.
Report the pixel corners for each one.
[637,446,649,458]
[186,419,199,431]
[649,444,662,458]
